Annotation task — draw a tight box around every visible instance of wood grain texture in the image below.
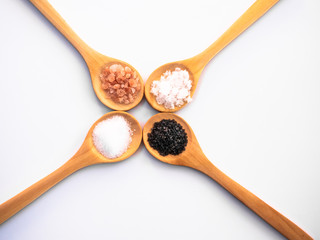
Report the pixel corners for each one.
[29,0,144,111]
[0,111,142,224]
[143,113,313,240]
[145,0,279,113]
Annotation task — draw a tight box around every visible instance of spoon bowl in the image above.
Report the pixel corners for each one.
[30,0,144,111]
[0,111,142,224]
[145,0,279,112]
[143,113,197,164]
[87,56,145,111]
[144,62,199,113]
[143,113,312,240]
[84,111,142,163]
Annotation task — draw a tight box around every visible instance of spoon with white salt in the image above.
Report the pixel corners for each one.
[145,0,279,112]
[0,111,142,224]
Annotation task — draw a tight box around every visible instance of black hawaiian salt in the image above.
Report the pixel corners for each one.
[147,119,188,156]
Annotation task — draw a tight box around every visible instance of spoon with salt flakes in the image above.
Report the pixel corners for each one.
[145,0,279,112]
[0,111,142,224]
[143,113,313,240]
[29,0,144,111]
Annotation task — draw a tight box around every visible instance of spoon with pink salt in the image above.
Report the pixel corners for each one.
[145,0,279,112]
[30,0,144,110]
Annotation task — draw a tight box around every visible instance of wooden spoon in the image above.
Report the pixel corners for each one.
[29,0,144,111]
[0,111,142,224]
[145,0,279,112]
[143,113,312,240]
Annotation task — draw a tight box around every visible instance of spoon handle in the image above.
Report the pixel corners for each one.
[29,0,95,60]
[193,0,279,69]
[0,155,89,224]
[194,155,312,239]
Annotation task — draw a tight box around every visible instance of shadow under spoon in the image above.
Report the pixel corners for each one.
[145,0,279,112]
[29,0,144,111]
[143,113,313,240]
[0,111,142,224]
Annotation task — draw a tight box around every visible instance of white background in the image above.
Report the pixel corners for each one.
[0,0,319,239]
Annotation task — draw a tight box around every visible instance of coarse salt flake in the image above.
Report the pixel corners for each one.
[150,68,192,109]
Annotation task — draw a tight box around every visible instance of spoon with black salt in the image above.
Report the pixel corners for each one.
[143,113,312,240]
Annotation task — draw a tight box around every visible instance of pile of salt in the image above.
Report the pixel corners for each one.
[92,115,132,159]
[150,68,192,109]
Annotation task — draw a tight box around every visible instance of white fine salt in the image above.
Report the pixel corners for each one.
[150,67,192,109]
[92,115,132,159]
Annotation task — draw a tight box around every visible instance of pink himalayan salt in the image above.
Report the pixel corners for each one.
[100,64,141,104]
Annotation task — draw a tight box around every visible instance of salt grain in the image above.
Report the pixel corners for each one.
[92,115,132,159]
[150,68,192,109]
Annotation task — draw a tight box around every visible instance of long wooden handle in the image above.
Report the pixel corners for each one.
[194,155,312,240]
[194,0,279,69]
[0,157,88,224]
[29,0,94,60]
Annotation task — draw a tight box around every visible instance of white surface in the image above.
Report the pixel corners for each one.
[0,0,319,239]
